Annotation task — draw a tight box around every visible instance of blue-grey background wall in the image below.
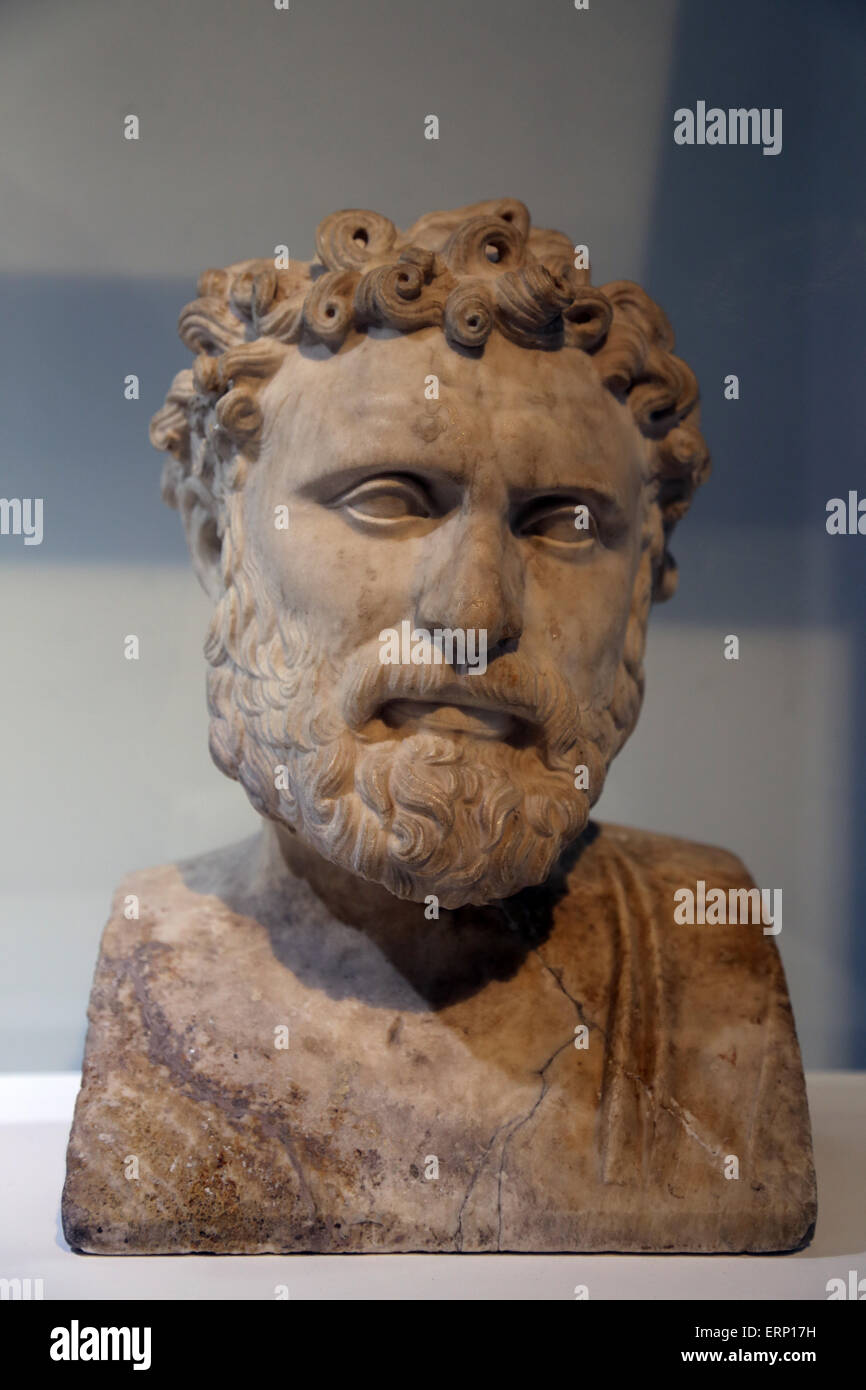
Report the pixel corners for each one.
[1,0,863,1068]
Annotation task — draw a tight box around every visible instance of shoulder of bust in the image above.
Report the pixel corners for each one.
[565,820,777,975]
[586,820,757,888]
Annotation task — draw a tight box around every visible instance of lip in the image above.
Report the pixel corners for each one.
[380,698,524,742]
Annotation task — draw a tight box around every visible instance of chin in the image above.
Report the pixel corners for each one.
[287,790,589,911]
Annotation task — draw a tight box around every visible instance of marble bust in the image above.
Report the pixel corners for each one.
[62,198,816,1254]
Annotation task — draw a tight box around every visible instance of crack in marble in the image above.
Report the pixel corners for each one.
[533,948,608,1041]
[495,1033,576,1249]
[452,1116,513,1252]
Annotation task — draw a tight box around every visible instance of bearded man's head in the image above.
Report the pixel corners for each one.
[150,197,709,909]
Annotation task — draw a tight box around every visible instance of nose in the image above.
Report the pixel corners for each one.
[412,512,524,656]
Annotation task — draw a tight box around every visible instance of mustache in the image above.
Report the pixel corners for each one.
[338,640,583,761]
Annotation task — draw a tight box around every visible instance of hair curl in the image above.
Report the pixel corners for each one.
[151,197,709,600]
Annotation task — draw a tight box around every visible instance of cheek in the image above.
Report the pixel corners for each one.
[532,554,638,699]
[247,486,418,655]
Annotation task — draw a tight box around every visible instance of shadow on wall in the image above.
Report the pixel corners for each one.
[645,0,866,1063]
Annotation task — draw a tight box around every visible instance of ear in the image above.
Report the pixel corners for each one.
[177,476,225,603]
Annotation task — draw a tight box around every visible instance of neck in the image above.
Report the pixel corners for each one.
[253,820,545,1005]
[264,819,432,934]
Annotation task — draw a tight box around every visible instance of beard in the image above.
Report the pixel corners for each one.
[204,512,648,909]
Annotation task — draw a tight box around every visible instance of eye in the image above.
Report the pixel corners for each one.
[517,500,599,547]
[335,475,433,524]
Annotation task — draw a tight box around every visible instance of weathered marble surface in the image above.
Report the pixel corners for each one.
[62,822,816,1254]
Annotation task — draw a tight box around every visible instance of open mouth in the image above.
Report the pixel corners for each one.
[379,698,532,745]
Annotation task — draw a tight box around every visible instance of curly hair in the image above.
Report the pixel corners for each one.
[150,197,709,601]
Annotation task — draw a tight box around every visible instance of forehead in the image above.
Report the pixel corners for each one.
[258,328,647,493]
